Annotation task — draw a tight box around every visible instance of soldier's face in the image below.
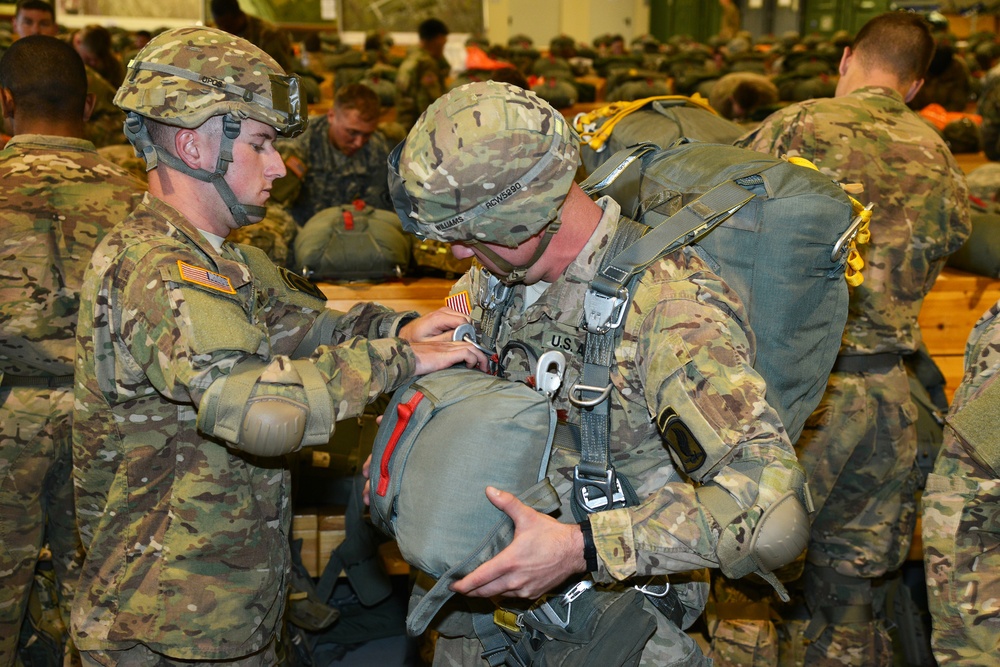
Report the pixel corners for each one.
[225,119,286,222]
[424,34,448,59]
[13,9,57,37]
[328,107,378,156]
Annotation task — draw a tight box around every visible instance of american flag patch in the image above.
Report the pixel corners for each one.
[446,291,472,316]
[177,261,236,294]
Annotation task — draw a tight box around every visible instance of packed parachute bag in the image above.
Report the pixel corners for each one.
[603,66,673,102]
[228,204,299,269]
[529,75,579,109]
[579,140,870,443]
[946,197,1000,279]
[573,95,745,176]
[293,201,412,282]
[358,64,397,108]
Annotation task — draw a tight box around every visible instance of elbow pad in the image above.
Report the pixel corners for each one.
[239,395,309,457]
[699,458,810,600]
[198,357,334,456]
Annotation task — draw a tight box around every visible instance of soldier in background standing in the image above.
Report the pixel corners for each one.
[735,12,970,666]
[0,35,144,667]
[210,0,295,75]
[272,83,392,224]
[395,18,450,130]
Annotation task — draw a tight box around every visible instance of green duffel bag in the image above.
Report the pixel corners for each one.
[228,205,298,268]
[530,76,578,108]
[293,203,412,281]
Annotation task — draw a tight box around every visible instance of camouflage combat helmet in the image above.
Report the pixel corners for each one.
[114,26,306,226]
[388,81,580,282]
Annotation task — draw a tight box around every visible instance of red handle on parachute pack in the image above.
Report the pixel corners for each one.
[377,391,425,497]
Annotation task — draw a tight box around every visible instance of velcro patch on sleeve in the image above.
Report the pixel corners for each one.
[177,260,236,294]
[658,407,707,475]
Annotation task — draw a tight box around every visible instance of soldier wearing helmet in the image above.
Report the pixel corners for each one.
[387,80,806,665]
[72,27,486,665]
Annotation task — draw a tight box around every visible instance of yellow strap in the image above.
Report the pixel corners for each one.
[573,94,718,152]
[786,156,872,286]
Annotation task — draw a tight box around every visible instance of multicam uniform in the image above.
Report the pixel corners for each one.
[737,85,971,665]
[394,48,449,130]
[273,114,392,224]
[0,134,143,666]
[922,300,1000,666]
[72,193,419,660]
[434,196,802,666]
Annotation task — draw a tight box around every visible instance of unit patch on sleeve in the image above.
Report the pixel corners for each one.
[279,266,326,300]
[657,407,707,475]
[177,260,236,294]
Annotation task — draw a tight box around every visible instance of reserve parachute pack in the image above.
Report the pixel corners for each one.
[573,95,745,176]
[368,364,566,636]
[579,140,871,444]
[293,201,412,281]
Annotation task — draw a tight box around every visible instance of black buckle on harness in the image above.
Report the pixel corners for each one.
[573,467,626,513]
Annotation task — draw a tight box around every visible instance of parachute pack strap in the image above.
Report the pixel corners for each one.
[948,373,1000,477]
[580,142,659,198]
[288,359,335,446]
[803,603,874,641]
[473,613,528,667]
[316,476,391,606]
[572,218,647,518]
[590,179,756,303]
[199,356,268,443]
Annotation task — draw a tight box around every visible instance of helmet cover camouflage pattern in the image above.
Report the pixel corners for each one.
[114,26,305,137]
[390,80,580,247]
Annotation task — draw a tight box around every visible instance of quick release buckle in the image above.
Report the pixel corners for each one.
[527,580,595,630]
[573,466,627,513]
[582,287,629,334]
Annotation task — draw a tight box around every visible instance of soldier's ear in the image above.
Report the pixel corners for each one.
[903,78,925,104]
[0,87,14,121]
[82,92,96,123]
[175,128,204,169]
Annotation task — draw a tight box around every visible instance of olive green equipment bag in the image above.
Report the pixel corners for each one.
[293,202,412,282]
[573,96,745,176]
[946,200,1000,279]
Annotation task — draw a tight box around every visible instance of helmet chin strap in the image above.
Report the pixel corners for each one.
[470,219,561,285]
[124,112,266,228]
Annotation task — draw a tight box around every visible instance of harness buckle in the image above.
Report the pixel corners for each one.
[573,466,626,513]
[583,288,628,334]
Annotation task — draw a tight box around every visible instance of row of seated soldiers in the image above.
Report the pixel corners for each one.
[4,11,999,153]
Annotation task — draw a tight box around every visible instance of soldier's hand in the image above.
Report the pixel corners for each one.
[450,486,587,600]
[399,308,471,343]
[362,454,372,506]
[411,340,488,374]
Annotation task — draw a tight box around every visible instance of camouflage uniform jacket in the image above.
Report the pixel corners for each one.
[275,114,392,224]
[0,134,143,380]
[84,65,128,148]
[395,48,449,130]
[737,86,971,355]
[72,193,418,659]
[453,197,798,582]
